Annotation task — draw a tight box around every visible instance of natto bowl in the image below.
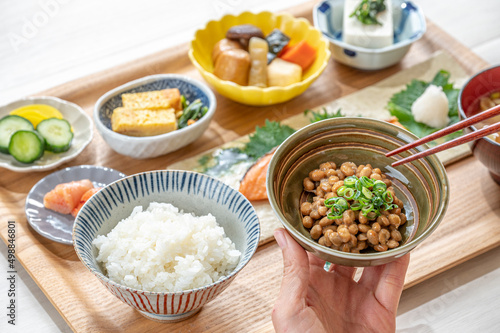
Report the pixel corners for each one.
[73,170,260,322]
[266,118,449,267]
[458,65,500,184]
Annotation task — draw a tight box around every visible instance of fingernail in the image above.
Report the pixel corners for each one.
[274,229,288,249]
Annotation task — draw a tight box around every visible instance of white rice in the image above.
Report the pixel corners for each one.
[93,202,241,292]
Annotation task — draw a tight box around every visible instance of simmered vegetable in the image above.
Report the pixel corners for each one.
[212,38,244,63]
[279,40,317,71]
[266,29,290,63]
[248,37,268,88]
[213,49,251,85]
[267,58,302,87]
[226,24,264,49]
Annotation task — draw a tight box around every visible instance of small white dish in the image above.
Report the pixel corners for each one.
[0,96,93,172]
[94,74,216,159]
[25,165,126,245]
[313,0,426,70]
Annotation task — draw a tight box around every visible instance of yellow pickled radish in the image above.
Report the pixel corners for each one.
[10,104,63,127]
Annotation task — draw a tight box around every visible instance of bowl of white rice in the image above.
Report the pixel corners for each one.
[73,170,260,322]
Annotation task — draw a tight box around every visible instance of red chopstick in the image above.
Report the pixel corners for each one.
[386,104,500,158]
[391,121,500,167]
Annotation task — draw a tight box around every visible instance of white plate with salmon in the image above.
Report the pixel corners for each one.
[25,165,126,245]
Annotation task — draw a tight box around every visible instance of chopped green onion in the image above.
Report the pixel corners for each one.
[372,196,384,208]
[327,213,343,220]
[361,204,374,215]
[373,181,387,194]
[343,188,355,200]
[362,187,373,199]
[359,176,374,188]
[355,180,363,191]
[383,203,397,210]
[344,176,357,187]
[350,202,362,211]
[358,197,369,205]
[319,174,399,219]
[383,191,394,203]
[336,198,349,210]
[325,197,337,208]
[337,186,347,196]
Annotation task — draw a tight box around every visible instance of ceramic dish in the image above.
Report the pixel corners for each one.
[94,74,216,159]
[73,170,260,322]
[189,11,331,106]
[267,118,449,267]
[458,65,500,184]
[0,96,93,172]
[26,165,126,245]
[313,0,426,70]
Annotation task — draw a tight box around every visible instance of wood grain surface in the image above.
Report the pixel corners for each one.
[0,1,495,332]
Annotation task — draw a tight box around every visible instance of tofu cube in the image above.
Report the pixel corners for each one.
[343,0,393,49]
[111,107,177,137]
[121,88,182,111]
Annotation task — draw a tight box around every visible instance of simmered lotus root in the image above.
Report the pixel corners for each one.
[301,161,408,253]
[226,24,264,49]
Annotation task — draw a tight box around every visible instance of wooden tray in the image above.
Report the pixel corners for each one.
[0,1,497,332]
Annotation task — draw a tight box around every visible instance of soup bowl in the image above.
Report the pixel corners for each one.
[266,117,449,266]
[458,65,500,184]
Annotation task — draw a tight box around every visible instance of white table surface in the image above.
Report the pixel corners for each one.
[1,1,500,332]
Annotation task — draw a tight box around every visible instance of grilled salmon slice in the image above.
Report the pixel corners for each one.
[239,151,274,201]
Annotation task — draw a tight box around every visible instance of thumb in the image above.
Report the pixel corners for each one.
[274,228,310,303]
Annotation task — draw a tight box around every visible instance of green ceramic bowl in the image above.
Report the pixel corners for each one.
[266,118,449,267]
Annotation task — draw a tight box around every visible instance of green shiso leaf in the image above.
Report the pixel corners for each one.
[243,120,295,159]
[305,108,344,123]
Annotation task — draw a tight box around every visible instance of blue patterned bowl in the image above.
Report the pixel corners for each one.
[94,74,216,159]
[73,170,260,322]
[313,0,426,70]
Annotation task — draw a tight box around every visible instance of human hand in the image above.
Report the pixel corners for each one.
[272,228,410,333]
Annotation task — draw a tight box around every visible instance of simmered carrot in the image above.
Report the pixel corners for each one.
[279,40,317,71]
[71,187,102,217]
[239,152,274,201]
[43,179,93,215]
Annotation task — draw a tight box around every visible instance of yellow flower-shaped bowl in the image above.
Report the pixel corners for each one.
[189,11,331,106]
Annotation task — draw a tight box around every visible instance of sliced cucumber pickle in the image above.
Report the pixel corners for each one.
[0,115,34,154]
[8,130,45,163]
[37,118,73,153]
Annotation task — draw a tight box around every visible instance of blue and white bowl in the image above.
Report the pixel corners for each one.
[73,170,260,322]
[94,74,216,159]
[313,0,426,70]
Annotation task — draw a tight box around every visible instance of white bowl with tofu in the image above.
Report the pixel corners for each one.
[94,74,216,159]
[313,0,426,70]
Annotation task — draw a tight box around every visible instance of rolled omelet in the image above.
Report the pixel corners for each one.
[111,107,177,137]
[121,88,182,111]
